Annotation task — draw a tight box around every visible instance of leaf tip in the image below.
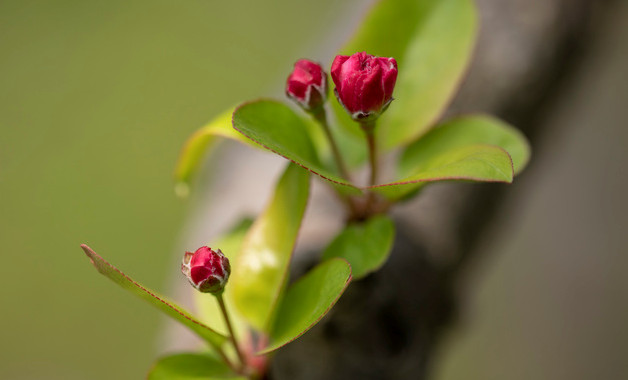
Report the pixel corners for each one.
[256,257,353,355]
[80,243,92,255]
[80,244,97,266]
[337,257,354,281]
[502,148,515,183]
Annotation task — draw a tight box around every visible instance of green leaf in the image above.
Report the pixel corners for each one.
[232,100,361,195]
[80,245,227,349]
[230,163,310,332]
[231,103,518,200]
[372,144,514,200]
[333,0,477,150]
[174,107,259,196]
[195,219,253,341]
[147,353,246,380]
[400,114,530,177]
[260,258,352,354]
[321,215,395,279]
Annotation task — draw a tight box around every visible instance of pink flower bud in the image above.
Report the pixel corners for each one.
[181,246,231,294]
[331,52,398,121]
[286,59,328,111]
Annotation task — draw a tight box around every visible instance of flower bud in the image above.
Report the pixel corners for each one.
[331,52,398,121]
[286,59,328,111]
[181,246,231,294]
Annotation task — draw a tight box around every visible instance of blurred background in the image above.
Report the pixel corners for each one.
[1,0,626,379]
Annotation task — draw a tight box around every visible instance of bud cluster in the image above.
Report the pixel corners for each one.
[286,52,398,122]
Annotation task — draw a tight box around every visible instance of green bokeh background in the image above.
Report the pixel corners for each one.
[4,1,628,380]
[0,1,356,378]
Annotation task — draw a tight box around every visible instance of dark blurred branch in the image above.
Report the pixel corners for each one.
[451,0,605,279]
[271,1,618,379]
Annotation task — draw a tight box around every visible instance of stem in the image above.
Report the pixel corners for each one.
[216,293,247,369]
[361,120,378,187]
[216,346,239,374]
[361,120,378,218]
[312,107,360,217]
[312,108,351,181]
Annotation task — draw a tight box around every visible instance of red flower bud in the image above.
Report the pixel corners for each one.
[286,59,328,111]
[181,246,231,294]
[331,52,398,121]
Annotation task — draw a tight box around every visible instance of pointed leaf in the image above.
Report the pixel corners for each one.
[148,353,246,380]
[232,100,361,195]
[333,0,477,150]
[260,258,352,354]
[400,114,530,177]
[80,245,227,348]
[322,216,395,279]
[372,144,514,200]
[230,164,310,332]
[174,107,259,196]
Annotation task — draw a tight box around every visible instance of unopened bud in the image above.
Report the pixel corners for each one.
[286,59,328,111]
[331,52,398,122]
[181,246,231,294]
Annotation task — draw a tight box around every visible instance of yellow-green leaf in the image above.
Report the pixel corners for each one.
[400,114,530,177]
[373,144,514,200]
[230,163,310,332]
[232,99,361,196]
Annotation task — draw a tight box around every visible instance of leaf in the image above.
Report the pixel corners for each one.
[230,163,310,332]
[232,99,362,196]
[80,245,227,348]
[195,219,253,340]
[372,145,514,200]
[231,104,517,200]
[147,353,246,380]
[260,258,352,354]
[400,114,531,177]
[321,215,395,279]
[174,107,259,196]
[333,0,477,150]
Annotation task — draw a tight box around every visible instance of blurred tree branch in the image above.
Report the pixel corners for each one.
[271,0,618,379]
